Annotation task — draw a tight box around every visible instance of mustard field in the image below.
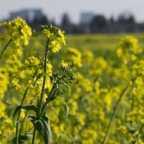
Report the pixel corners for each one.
[0,18,144,144]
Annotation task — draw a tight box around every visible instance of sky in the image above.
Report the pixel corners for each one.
[0,0,144,23]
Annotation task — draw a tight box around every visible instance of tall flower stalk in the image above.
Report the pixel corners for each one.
[11,23,72,144]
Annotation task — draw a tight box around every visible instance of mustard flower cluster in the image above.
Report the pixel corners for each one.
[64,47,82,67]
[2,17,32,46]
[42,25,65,53]
[0,69,8,98]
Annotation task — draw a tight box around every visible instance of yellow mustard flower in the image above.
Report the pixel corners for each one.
[42,25,65,53]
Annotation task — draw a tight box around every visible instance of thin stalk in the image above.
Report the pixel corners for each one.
[31,39,49,143]
[0,38,12,59]
[32,127,36,144]
[19,112,28,136]
[41,74,65,114]
[41,85,57,114]
[15,68,39,144]
[16,87,29,144]
[101,86,129,144]
[39,39,49,114]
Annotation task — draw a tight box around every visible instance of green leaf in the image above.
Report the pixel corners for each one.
[41,120,52,144]
[33,117,52,144]
[13,105,38,118]
[47,86,58,103]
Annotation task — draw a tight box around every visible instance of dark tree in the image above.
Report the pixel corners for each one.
[90,14,108,33]
[116,13,136,32]
[60,13,73,34]
[32,15,49,26]
[117,13,136,24]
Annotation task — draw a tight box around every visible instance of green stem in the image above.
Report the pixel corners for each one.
[41,85,57,114]
[0,38,12,59]
[19,112,28,136]
[16,120,20,144]
[32,127,36,144]
[101,86,129,144]
[16,87,29,144]
[39,39,49,114]
[15,68,39,144]
[41,73,65,115]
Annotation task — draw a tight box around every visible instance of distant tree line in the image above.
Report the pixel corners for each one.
[60,13,144,34]
[3,9,144,34]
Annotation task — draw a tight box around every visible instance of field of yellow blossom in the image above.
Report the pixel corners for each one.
[0,18,144,144]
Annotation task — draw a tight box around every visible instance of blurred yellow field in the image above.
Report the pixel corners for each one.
[0,18,144,144]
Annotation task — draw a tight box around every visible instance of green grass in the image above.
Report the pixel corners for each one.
[67,33,144,50]
[66,33,144,60]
